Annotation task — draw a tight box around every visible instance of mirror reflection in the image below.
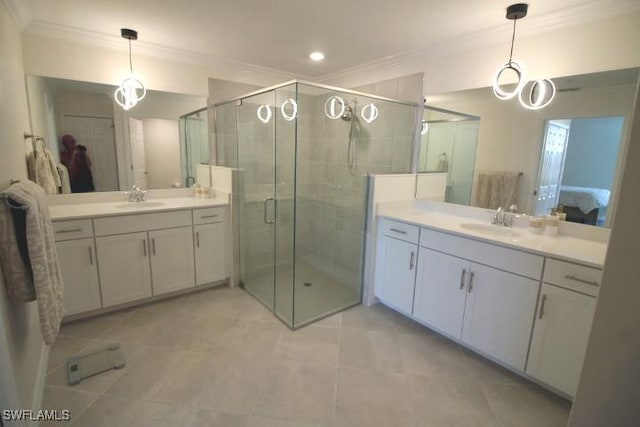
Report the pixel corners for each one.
[421,67,639,228]
[25,75,210,193]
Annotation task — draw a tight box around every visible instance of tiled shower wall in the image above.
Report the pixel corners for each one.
[295,86,416,290]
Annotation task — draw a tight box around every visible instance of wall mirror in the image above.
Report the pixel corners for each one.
[25,75,210,193]
[419,67,639,228]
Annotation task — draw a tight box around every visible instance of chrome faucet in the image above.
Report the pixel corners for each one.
[493,205,519,227]
[126,185,147,202]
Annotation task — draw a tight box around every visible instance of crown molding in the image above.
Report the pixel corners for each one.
[318,0,640,86]
[3,0,32,30]
[23,20,304,85]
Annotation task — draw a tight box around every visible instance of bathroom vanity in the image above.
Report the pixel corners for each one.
[373,202,605,398]
[50,197,230,320]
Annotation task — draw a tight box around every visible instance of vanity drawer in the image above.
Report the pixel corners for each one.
[420,228,543,280]
[53,219,93,241]
[193,207,225,225]
[381,219,420,244]
[94,210,192,236]
[543,259,601,297]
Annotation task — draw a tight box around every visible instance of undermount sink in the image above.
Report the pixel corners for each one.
[459,223,522,238]
[114,201,166,209]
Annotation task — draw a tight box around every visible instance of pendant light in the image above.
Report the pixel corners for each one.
[492,4,528,100]
[492,4,556,109]
[114,28,146,111]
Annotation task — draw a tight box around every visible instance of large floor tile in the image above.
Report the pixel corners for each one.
[40,386,98,427]
[481,382,571,427]
[338,328,403,373]
[276,326,340,366]
[253,362,337,425]
[179,409,248,427]
[59,311,130,339]
[340,304,397,333]
[47,336,93,374]
[334,367,416,427]
[398,332,473,380]
[70,395,186,427]
[408,375,500,427]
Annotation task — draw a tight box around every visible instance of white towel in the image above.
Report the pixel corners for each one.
[0,181,64,345]
[56,164,71,194]
[27,140,60,195]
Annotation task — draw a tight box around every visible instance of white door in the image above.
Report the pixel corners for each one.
[533,120,571,216]
[377,236,418,316]
[413,248,469,339]
[461,263,539,370]
[96,232,152,307]
[61,115,118,191]
[526,284,597,396]
[129,117,148,189]
[149,226,195,295]
[194,223,227,285]
[56,238,101,316]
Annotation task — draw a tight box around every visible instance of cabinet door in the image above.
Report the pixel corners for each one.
[149,226,195,295]
[194,223,227,285]
[413,248,469,339]
[376,236,418,316]
[526,284,596,396]
[96,232,152,307]
[461,263,538,370]
[56,238,101,316]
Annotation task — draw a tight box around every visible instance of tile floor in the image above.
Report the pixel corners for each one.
[43,285,571,426]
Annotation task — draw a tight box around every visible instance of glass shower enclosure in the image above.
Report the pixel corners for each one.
[179,107,210,187]
[215,81,417,328]
[419,106,480,205]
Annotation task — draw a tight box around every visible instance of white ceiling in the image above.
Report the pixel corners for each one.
[23,0,640,78]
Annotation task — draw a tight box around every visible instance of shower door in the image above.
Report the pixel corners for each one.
[236,85,296,326]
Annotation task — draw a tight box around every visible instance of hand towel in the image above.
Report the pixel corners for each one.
[27,142,60,195]
[473,171,520,209]
[1,181,64,345]
[57,164,71,194]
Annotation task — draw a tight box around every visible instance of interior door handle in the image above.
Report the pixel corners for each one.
[263,197,275,224]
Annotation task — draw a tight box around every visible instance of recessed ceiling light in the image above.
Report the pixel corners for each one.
[309,52,325,62]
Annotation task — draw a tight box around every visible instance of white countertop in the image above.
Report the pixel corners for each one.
[49,197,229,221]
[379,205,608,269]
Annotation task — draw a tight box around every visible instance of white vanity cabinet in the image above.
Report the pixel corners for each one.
[94,210,193,305]
[53,220,102,316]
[526,260,600,396]
[193,208,227,286]
[460,263,539,370]
[374,220,419,316]
[413,248,468,338]
[96,232,153,307]
[149,226,195,295]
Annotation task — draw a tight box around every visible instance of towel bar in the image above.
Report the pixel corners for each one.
[0,194,28,210]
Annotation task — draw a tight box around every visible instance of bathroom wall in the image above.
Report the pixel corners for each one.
[324,12,640,98]
[25,75,59,162]
[562,117,624,190]
[142,119,182,189]
[22,33,293,98]
[0,1,48,415]
[429,84,636,214]
[569,79,640,427]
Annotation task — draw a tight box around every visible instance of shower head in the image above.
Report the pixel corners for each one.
[341,105,353,122]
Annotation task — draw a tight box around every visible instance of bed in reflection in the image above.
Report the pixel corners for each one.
[559,186,610,226]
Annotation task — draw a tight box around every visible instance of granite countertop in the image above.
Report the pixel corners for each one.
[49,197,229,221]
[379,206,608,269]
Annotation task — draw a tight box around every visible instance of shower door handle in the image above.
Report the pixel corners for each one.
[263,197,275,224]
